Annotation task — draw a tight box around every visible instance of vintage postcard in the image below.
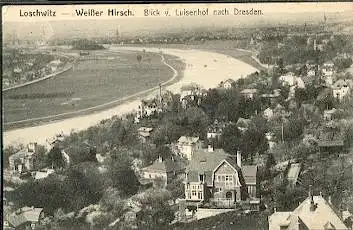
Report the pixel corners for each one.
[2,2,353,229]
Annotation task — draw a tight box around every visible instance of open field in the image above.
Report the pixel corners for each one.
[3,49,178,126]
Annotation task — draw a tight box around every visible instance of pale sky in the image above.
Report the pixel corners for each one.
[2,3,353,41]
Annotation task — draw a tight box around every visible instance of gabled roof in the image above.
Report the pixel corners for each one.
[142,156,187,174]
[186,149,229,184]
[286,196,348,230]
[186,149,257,186]
[8,207,43,227]
[177,136,200,145]
[242,165,258,185]
[9,149,35,161]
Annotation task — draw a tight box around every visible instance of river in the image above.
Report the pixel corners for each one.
[3,47,258,147]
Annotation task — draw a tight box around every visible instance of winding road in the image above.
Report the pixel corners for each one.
[3,47,258,147]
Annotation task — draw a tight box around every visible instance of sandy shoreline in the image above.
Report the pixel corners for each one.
[3,47,258,147]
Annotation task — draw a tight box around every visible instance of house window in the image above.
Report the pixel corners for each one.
[192,190,197,196]
[199,174,204,182]
[149,174,152,178]
[198,191,203,199]
[186,183,190,189]
[187,192,191,199]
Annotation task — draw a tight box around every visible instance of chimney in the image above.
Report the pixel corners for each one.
[309,185,317,212]
[236,150,242,168]
[208,144,214,152]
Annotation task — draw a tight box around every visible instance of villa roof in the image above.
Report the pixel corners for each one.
[8,207,43,228]
[142,156,187,173]
[186,149,256,186]
[286,196,348,230]
[177,136,200,145]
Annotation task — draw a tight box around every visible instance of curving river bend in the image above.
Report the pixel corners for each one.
[3,47,258,147]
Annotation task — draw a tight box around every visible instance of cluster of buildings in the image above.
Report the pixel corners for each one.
[3,55,64,89]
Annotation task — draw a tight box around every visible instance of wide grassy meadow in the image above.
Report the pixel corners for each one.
[3,49,178,125]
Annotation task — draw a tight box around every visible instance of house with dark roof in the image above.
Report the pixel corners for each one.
[268,193,349,230]
[318,125,346,154]
[184,148,258,208]
[5,207,45,230]
[140,155,187,188]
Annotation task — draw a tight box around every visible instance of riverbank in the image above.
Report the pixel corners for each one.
[3,47,258,147]
[3,64,73,92]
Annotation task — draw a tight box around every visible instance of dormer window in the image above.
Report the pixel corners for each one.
[199,174,204,182]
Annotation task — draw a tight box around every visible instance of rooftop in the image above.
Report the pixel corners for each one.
[177,136,200,145]
[287,196,348,230]
[8,207,43,228]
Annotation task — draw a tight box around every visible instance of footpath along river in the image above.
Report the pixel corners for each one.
[3,47,258,147]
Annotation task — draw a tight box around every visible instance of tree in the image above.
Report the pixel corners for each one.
[135,189,175,229]
[136,54,142,63]
[221,123,242,155]
[3,144,24,169]
[166,178,185,200]
[46,146,66,169]
[107,149,140,197]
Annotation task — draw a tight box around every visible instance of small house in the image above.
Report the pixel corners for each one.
[177,136,202,160]
[138,127,154,143]
[9,143,38,173]
[140,155,187,188]
[240,88,258,99]
[280,72,297,87]
[6,207,45,230]
[219,79,235,89]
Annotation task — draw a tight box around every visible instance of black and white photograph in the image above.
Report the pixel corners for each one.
[2,3,353,229]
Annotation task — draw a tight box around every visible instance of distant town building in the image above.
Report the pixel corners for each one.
[218,79,235,89]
